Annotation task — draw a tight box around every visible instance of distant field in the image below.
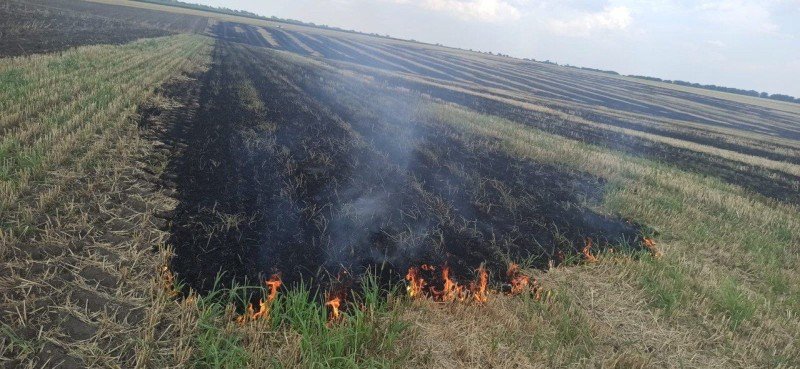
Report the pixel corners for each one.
[1,1,798,368]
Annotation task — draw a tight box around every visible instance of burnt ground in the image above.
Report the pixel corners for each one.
[155,42,644,294]
[22,0,209,33]
[203,21,800,206]
[372,74,800,205]
[0,0,204,58]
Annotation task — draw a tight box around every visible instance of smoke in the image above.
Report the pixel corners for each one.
[321,79,434,272]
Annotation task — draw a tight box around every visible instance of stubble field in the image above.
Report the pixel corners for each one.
[1,0,798,368]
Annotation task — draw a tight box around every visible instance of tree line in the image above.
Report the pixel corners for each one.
[628,75,798,104]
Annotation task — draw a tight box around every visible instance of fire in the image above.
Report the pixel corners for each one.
[643,237,663,258]
[471,265,489,303]
[440,265,466,302]
[161,265,180,298]
[325,296,341,321]
[507,263,530,295]
[265,274,282,301]
[236,273,282,324]
[582,238,598,263]
[405,266,425,299]
[406,264,489,303]
[402,262,556,304]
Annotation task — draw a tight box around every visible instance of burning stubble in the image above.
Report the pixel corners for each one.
[165,42,649,301]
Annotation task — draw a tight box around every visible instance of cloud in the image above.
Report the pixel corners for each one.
[697,1,779,34]
[391,0,522,22]
[548,6,633,36]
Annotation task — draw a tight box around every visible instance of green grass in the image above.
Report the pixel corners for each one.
[0,323,36,361]
[189,273,410,369]
[638,256,688,315]
[548,294,595,361]
[0,69,28,99]
[193,288,251,369]
[712,278,757,330]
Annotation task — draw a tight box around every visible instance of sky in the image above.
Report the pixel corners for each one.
[193,0,800,96]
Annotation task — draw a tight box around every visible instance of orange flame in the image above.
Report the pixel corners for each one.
[534,281,542,301]
[643,237,663,258]
[408,264,490,303]
[325,296,341,321]
[161,265,180,298]
[582,238,598,263]
[406,266,425,299]
[507,263,530,295]
[471,265,489,303]
[441,265,467,302]
[265,274,282,301]
[236,273,282,324]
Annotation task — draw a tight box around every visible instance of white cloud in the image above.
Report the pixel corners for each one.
[697,1,779,34]
[391,0,522,22]
[548,6,633,36]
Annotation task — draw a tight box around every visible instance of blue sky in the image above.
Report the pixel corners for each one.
[194,0,800,96]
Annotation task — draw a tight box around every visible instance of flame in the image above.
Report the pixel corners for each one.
[265,274,282,302]
[643,237,663,258]
[402,262,555,304]
[161,265,180,298]
[472,265,489,303]
[407,263,489,303]
[441,265,467,302]
[183,294,197,307]
[507,263,530,295]
[534,282,542,301]
[582,238,598,263]
[405,266,425,299]
[236,273,282,324]
[325,296,341,321]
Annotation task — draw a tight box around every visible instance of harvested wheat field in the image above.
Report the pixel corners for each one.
[1,0,798,368]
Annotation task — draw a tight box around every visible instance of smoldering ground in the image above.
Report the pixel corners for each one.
[162,42,645,294]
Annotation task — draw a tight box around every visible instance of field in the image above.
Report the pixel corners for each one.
[1,0,799,368]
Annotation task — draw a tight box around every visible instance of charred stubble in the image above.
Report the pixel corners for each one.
[163,42,644,294]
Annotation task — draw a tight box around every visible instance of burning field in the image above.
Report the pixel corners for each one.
[1,1,799,368]
[162,42,648,298]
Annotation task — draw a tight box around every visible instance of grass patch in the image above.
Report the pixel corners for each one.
[550,296,594,359]
[639,256,687,315]
[193,288,251,369]
[0,68,28,100]
[188,274,410,368]
[272,275,409,368]
[712,278,757,330]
